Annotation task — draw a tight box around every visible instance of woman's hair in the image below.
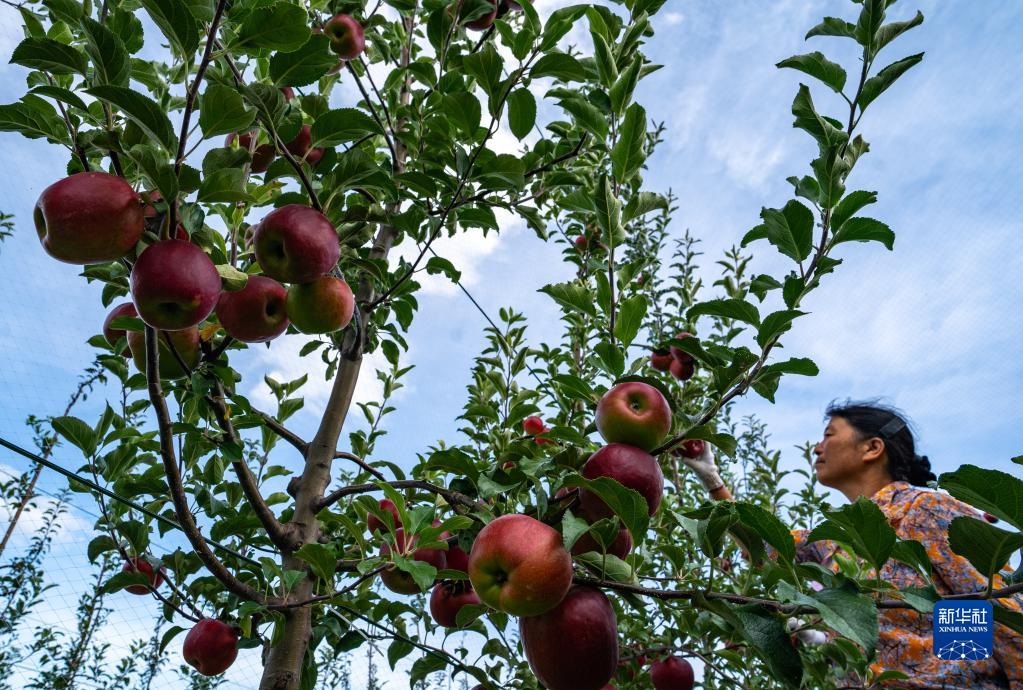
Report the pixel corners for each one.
[824,400,937,487]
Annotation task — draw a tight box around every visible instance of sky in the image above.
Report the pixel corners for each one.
[0,0,1021,687]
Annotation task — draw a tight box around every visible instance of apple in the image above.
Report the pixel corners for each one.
[285,124,312,158]
[127,327,201,380]
[447,544,470,573]
[669,358,695,381]
[324,14,365,60]
[669,332,697,363]
[280,86,295,101]
[380,527,447,594]
[121,557,164,595]
[34,172,144,264]
[595,382,672,451]
[983,512,999,524]
[252,205,340,283]
[575,235,588,251]
[571,526,632,560]
[650,656,694,690]
[430,580,482,628]
[103,302,138,356]
[130,240,221,330]
[367,498,401,534]
[226,132,276,173]
[520,587,619,690]
[183,619,239,676]
[468,513,573,617]
[650,349,673,371]
[580,444,664,520]
[673,439,705,459]
[522,415,545,436]
[215,276,289,343]
[286,276,354,334]
[496,0,522,18]
[461,0,498,30]
[305,147,326,168]
[617,653,646,682]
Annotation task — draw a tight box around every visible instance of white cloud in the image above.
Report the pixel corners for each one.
[663,11,684,27]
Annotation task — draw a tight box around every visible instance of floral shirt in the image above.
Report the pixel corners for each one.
[791,481,1023,689]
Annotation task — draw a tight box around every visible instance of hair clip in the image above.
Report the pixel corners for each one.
[879,417,906,439]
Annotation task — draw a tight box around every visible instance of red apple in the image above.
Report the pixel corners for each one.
[523,415,545,436]
[575,235,588,250]
[34,172,144,264]
[571,526,632,560]
[324,14,365,60]
[497,0,521,18]
[650,656,694,690]
[669,358,695,381]
[226,132,276,173]
[446,544,470,573]
[103,302,138,356]
[215,276,289,343]
[285,124,312,158]
[580,444,664,520]
[252,205,340,283]
[280,86,295,101]
[367,499,401,534]
[183,619,239,676]
[380,527,447,594]
[673,439,705,459]
[520,587,619,690]
[650,349,673,371]
[468,514,572,617]
[462,0,498,30]
[669,332,697,363]
[595,382,672,451]
[305,147,326,167]
[131,240,221,330]
[286,276,354,334]
[430,580,482,628]
[121,557,164,595]
[127,327,201,380]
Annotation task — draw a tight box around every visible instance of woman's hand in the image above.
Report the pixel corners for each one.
[678,442,725,493]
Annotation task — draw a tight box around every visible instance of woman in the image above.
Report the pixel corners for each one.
[680,401,1023,688]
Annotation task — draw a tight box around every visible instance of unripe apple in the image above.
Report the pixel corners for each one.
[522,415,545,436]
[669,358,695,381]
[429,580,482,628]
[520,587,619,690]
[367,499,401,533]
[131,240,221,330]
[121,557,164,595]
[468,513,573,617]
[183,619,239,676]
[34,172,144,264]
[571,526,632,560]
[380,527,447,594]
[650,349,673,371]
[226,132,276,173]
[595,382,672,451]
[650,656,694,690]
[669,332,697,363]
[285,124,312,158]
[127,327,201,380]
[252,205,340,283]
[324,14,365,60]
[103,302,138,356]
[215,276,289,343]
[580,444,664,520]
[461,0,498,30]
[286,276,354,334]
[673,439,705,459]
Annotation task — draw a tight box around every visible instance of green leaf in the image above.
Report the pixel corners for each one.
[425,256,461,283]
[611,103,647,183]
[733,605,804,687]
[777,580,878,655]
[199,84,255,138]
[805,17,857,40]
[756,310,806,348]
[463,45,503,103]
[623,191,668,223]
[855,0,887,53]
[760,200,815,263]
[10,37,88,75]
[939,465,1023,532]
[791,85,848,149]
[441,92,481,138]
[561,510,590,551]
[387,639,414,670]
[80,17,130,87]
[776,52,846,93]
[29,85,89,112]
[234,3,310,53]
[52,416,98,456]
[734,502,796,562]
[949,517,1023,578]
[294,543,337,584]
[994,604,1023,637]
[138,0,199,59]
[609,55,642,116]
[858,53,924,110]
[613,294,647,348]
[87,535,118,563]
[269,34,337,87]
[531,52,588,82]
[100,570,152,595]
[87,85,177,152]
[559,97,609,140]
[760,357,819,378]
[593,341,626,378]
[831,190,877,229]
[409,654,447,687]
[568,474,649,545]
[216,263,249,291]
[573,551,634,582]
[687,298,760,326]
[198,168,251,202]
[0,98,69,144]
[875,12,924,54]
[593,175,622,242]
[507,88,536,140]
[393,555,437,592]
[890,539,933,579]
[807,498,896,573]
[310,108,379,149]
[118,520,150,553]
[831,216,894,250]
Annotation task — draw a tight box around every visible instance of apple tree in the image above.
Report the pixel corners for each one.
[4,0,1022,688]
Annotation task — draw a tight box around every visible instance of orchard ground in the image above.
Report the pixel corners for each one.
[0,0,1021,686]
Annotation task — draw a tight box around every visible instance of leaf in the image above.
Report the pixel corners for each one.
[831,190,877,229]
[198,168,251,202]
[100,570,152,595]
[441,92,481,138]
[531,51,588,82]
[776,52,846,93]
[994,604,1023,637]
[463,45,503,103]
[875,12,924,54]
[138,0,199,59]
[777,580,878,654]
[749,274,782,302]
[507,88,536,140]
[939,465,1023,532]
[269,34,337,87]
[948,516,1023,578]
[294,543,337,584]
[681,424,738,456]
[756,310,806,348]
[791,85,848,149]
[890,539,933,579]
[855,0,887,53]
[623,191,668,222]
[310,108,379,148]
[0,100,69,143]
[387,639,414,670]
[425,256,461,283]
[807,498,896,573]
[858,53,924,109]
[613,294,647,348]
[561,510,590,551]
[87,535,118,563]
[832,217,894,250]
[734,502,796,562]
[687,298,760,326]
[760,357,819,377]
[593,174,622,241]
[216,264,249,291]
[805,17,857,40]
[568,474,649,545]
[393,555,437,592]
[234,3,311,54]
[10,37,88,75]
[559,97,609,140]
[609,55,642,116]
[593,342,625,378]
[199,84,255,138]
[733,605,804,687]
[80,17,130,87]
[760,199,815,263]
[87,85,177,152]
[611,103,647,182]
[29,85,89,112]
[52,416,98,456]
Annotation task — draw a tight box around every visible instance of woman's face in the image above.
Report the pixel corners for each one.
[812,416,871,487]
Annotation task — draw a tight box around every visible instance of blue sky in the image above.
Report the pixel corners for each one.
[1,0,1021,686]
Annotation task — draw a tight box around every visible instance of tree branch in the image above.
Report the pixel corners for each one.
[315,479,485,514]
[334,451,386,481]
